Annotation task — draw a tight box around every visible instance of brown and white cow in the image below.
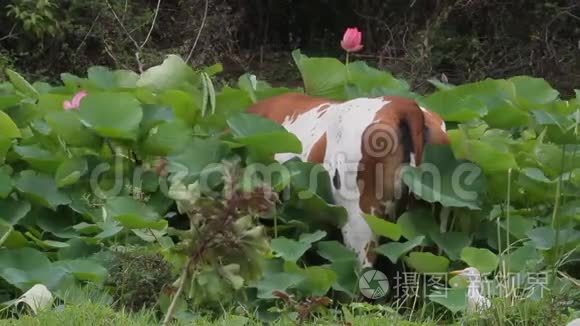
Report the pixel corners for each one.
[246,92,449,267]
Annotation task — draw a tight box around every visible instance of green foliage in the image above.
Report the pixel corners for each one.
[5,0,61,39]
[0,48,578,325]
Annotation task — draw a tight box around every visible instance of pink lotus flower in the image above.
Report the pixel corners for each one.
[63,90,88,110]
[341,27,363,52]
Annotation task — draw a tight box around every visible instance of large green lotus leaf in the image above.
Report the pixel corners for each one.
[270,230,327,262]
[283,160,335,204]
[5,69,39,99]
[227,112,302,155]
[419,86,488,122]
[484,171,524,204]
[37,93,72,112]
[45,110,101,147]
[483,99,529,129]
[421,78,528,126]
[94,219,123,240]
[113,69,140,88]
[160,89,199,126]
[282,190,347,228]
[431,232,471,261]
[136,55,196,90]
[449,131,519,174]
[324,260,359,296]
[504,243,541,273]
[87,66,116,89]
[534,143,580,177]
[405,252,450,274]
[57,238,101,260]
[55,157,88,188]
[560,200,580,222]
[518,168,557,203]
[53,259,107,283]
[317,240,357,263]
[72,222,101,236]
[237,73,299,103]
[531,101,579,144]
[0,136,11,164]
[3,99,42,127]
[0,228,28,249]
[428,287,468,314]
[199,87,253,130]
[255,86,299,102]
[13,144,63,173]
[29,206,78,238]
[253,272,306,299]
[347,61,410,94]
[86,66,139,90]
[363,214,402,241]
[166,137,229,183]
[316,240,360,294]
[374,236,425,263]
[240,161,292,193]
[78,92,143,140]
[544,126,580,145]
[526,227,580,250]
[0,93,20,110]
[60,73,83,90]
[0,247,69,291]
[141,120,192,156]
[32,81,53,94]
[284,262,337,297]
[509,76,559,110]
[292,49,347,100]
[139,104,175,133]
[0,169,13,198]
[25,232,71,249]
[531,110,575,131]
[396,208,438,242]
[401,144,486,209]
[14,170,71,210]
[0,110,21,138]
[345,85,419,100]
[0,198,30,225]
[237,73,262,103]
[499,215,536,240]
[105,196,166,230]
[460,247,499,274]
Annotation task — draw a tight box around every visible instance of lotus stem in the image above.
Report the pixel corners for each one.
[162,257,191,326]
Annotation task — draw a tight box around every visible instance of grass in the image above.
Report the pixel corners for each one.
[0,284,435,326]
[0,291,577,326]
[0,303,435,326]
[0,302,156,326]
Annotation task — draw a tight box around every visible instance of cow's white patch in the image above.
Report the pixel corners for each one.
[275,97,391,267]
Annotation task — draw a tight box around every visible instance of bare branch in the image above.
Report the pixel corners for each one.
[186,0,210,63]
[0,23,18,42]
[140,0,162,49]
[105,0,140,49]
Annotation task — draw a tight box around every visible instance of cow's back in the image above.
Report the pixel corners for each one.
[246,93,337,124]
